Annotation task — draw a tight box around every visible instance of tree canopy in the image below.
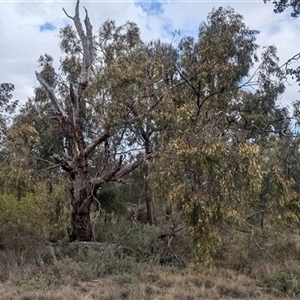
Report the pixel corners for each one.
[264,0,300,17]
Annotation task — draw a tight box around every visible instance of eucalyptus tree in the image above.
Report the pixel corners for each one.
[151,7,296,261]
[0,83,71,243]
[38,7,178,228]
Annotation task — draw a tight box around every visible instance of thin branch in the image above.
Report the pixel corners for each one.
[245,210,265,222]
[235,228,252,234]
[196,80,202,117]
[252,234,274,260]
[35,156,57,166]
[36,164,62,172]
[91,191,101,241]
[175,67,199,96]
[238,62,264,89]
[197,88,224,113]
[279,52,300,70]
[149,95,163,112]
[35,157,63,172]
[62,7,74,20]
[245,220,274,260]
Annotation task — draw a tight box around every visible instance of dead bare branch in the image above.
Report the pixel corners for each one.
[246,210,265,222]
[252,234,274,260]
[63,0,94,102]
[35,71,68,118]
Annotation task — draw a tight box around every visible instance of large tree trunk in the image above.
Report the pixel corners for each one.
[69,160,94,241]
[70,202,93,241]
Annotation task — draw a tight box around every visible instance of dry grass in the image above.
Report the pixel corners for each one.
[0,263,296,300]
[1,223,300,299]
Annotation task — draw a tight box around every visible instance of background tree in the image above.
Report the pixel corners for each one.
[98,32,178,225]
[264,0,300,97]
[264,0,300,17]
[0,83,17,145]
[0,99,71,245]
[265,0,300,204]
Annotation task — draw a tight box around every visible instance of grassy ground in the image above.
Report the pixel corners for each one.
[0,263,295,300]
[1,222,300,299]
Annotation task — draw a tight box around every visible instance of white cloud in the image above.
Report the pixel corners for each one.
[0,0,299,108]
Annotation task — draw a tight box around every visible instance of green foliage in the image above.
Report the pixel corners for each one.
[153,134,299,262]
[0,83,17,112]
[0,178,70,248]
[153,140,263,261]
[265,0,300,102]
[0,119,70,245]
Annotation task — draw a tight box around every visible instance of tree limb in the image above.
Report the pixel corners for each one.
[70,83,77,105]
[91,155,124,188]
[84,132,110,157]
[35,71,68,118]
[91,153,153,189]
[112,154,145,182]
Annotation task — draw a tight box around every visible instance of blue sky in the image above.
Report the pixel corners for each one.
[135,0,164,15]
[39,22,56,32]
[0,0,299,108]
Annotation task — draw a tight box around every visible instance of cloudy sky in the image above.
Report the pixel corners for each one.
[0,0,299,109]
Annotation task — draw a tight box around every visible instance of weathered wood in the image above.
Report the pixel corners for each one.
[35,71,68,118]
[63,0,93,101]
